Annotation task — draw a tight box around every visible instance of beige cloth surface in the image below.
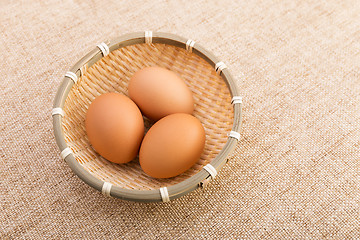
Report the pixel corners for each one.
[1,0,359,239]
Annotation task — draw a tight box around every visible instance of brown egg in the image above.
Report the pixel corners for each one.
[128,66,194,121]
[139,113,205,178]
[85,92,144,164]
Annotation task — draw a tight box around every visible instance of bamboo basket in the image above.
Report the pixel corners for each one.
[52,32,242,202]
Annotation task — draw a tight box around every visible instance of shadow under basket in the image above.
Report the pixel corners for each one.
[52,32,242,202]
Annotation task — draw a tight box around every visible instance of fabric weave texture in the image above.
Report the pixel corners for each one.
[1,0,359,239]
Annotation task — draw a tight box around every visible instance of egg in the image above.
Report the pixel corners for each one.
[85,92,144,164]
[128,66,194,121]
[139,113,205,178]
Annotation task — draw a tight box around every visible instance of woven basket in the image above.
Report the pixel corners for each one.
[52,32,242,202]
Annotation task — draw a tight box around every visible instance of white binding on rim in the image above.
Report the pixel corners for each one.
[229,131,241,141]
[145,31,153,44]
[231,96,242,105]
[215,61,227,74]
[51,107,64,117]
[80,64,88,77]
[65,71,78,84]
[159,187,170,202]
[102,182,112,197]
[60,147,73,160]
[186,39,196,52]
[203,164,217,179]
[97,42,110,57]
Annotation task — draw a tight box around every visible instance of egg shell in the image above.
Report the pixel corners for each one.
[139,113,205,178]
[85,92,144,164]
[128,66,195,121]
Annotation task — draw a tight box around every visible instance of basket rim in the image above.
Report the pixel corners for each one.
[52,31,242,202]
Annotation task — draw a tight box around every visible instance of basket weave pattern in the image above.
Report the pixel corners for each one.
[62,43,233,190]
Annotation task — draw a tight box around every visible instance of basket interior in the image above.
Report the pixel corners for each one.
[62,43,234,190]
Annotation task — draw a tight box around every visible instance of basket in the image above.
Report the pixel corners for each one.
[52,32,242,202]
